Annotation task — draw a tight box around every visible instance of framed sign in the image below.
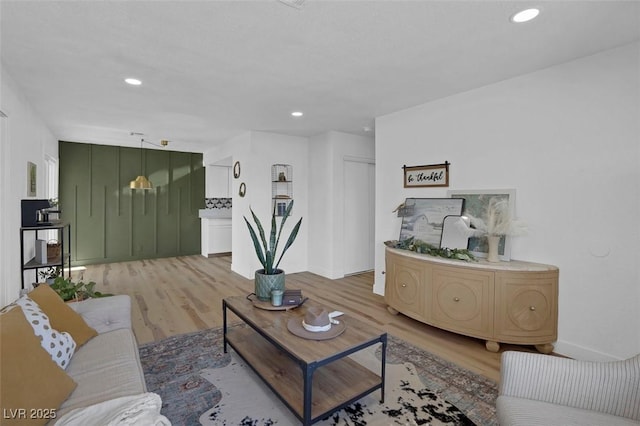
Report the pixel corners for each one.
[403,162,449,188]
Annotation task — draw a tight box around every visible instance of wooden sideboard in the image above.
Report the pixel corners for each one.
[384,247,558,353]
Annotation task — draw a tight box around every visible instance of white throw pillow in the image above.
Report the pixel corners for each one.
[15,296,76,369]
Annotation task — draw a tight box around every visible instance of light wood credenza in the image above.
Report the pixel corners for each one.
[384,247,558,353]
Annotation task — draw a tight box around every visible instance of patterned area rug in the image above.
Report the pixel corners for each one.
[139,327,497,426]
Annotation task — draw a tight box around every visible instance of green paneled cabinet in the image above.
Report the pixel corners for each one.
[59,141,204,265]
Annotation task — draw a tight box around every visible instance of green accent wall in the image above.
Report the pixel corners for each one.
[59,141,204,265]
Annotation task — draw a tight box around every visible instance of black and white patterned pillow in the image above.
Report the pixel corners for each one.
[15,296,76,369]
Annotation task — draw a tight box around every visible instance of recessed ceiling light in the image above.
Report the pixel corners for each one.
[125,78,142,86]
[511,8,540,23]
[291,111,303,117]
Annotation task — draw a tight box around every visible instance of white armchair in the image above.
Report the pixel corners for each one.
[497,351,640,426]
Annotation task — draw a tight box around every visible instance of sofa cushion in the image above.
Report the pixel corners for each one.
[0,306,77,426]
[496,396,640,426]
[67,295,132,334]
[15,296,76,369]
[53,393,170,426]
[55,328,147,420]
[29,284,97,347]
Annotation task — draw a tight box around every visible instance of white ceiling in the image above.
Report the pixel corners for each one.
[1,1,639,152]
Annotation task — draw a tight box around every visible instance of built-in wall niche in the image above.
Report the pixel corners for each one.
[207,164,232,198]
[272,164,293,216]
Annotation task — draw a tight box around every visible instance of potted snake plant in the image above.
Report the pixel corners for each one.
[244,201,303,301]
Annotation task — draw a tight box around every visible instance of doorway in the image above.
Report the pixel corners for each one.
[343,158,375,275]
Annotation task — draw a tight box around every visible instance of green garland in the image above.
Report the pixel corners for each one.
[385,238,476,262]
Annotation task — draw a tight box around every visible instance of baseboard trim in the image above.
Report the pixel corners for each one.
[205,252,231,258]
[307,265,341,280]
[554,340,623,361]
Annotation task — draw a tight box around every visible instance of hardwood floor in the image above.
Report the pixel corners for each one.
[73,254,537,383]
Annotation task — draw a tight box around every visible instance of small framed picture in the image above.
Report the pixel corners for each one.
[447,189,516,261]
[27,161,37,197]
[398,198,465,248]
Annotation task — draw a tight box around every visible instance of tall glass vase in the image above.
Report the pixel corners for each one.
[487,236,501,262]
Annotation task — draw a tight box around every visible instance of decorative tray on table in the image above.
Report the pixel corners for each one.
[246,292,307,311]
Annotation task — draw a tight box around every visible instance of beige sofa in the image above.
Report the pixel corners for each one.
[497,351,640,426]
[0,285,168,425]
[53,295,149,421]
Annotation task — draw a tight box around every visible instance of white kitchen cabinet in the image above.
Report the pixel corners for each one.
[200,218,231,256]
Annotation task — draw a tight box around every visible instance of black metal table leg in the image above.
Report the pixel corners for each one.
[381,334,387,402]
[303,363,314,425]
[222,299,228,353]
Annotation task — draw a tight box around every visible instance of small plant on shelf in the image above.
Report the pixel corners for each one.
[38,267,61,284]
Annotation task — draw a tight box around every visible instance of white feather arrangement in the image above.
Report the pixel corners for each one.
[466,198,527,237]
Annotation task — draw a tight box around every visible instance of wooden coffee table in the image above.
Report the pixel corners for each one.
[223,296,387,425]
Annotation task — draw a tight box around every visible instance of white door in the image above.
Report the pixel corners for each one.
[343,159,375,275]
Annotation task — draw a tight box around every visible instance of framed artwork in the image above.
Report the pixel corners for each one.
[27,161,37,197]
[403,162,450,188]
[398,198,464,247]
[447,189,516,261]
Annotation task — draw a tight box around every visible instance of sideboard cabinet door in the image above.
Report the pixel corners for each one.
[494,271,558,351]
[431,266,494,339]
[385,252,426,321]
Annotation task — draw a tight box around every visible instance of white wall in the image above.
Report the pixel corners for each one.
[375,42,640,361]
[205,131,309,279]
[206,130,373,281]
[308,132,334,278]
[206,165,231,197]
[308,131,375,279]
[0,65,58,306]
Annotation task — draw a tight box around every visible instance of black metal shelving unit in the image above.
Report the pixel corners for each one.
[20,222,71,289]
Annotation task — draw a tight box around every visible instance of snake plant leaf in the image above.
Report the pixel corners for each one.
[274,200,294,251]
[244,215,266,268]
[245,201,302,275]
[265,250,274,275]
[250,208,268,253]
[274,217,303,270]
[269,213,277,255]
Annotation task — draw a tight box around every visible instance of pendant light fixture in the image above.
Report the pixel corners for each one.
[130,136,153,190]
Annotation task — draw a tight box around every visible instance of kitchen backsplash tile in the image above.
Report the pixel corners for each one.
[205,198,232,209]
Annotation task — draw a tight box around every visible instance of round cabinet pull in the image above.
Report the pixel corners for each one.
[238,182,246,197]
[453,297,460,302]
[529,306,536,311]
[401,284,407,288]
[233,161,241,178]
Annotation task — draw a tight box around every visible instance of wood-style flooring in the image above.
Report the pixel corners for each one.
[74,254,537,383]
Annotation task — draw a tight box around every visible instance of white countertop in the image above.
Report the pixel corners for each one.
[199,209,232,219]
[385,246,558,271]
